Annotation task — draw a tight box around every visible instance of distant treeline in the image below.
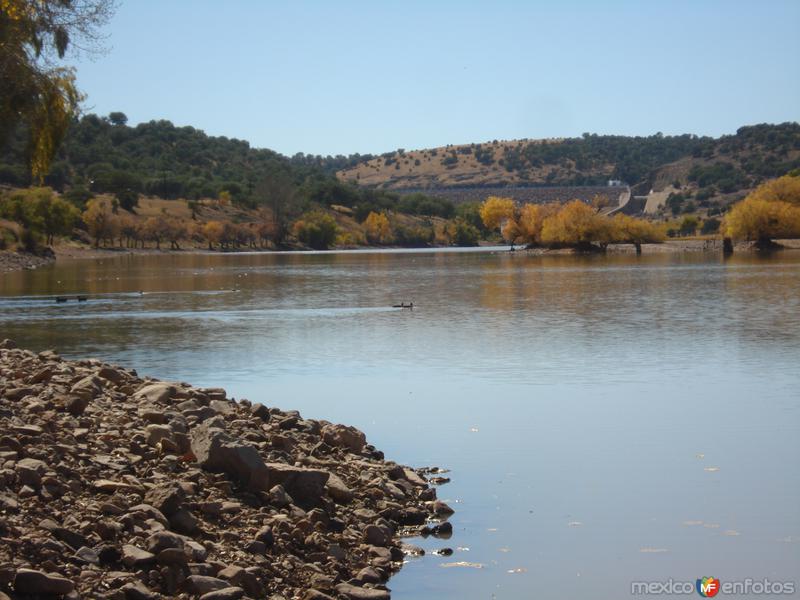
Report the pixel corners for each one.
[491,123,800,186]
[0,113,452,219]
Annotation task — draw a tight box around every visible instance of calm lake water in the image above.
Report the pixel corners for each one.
[2,248,799,599]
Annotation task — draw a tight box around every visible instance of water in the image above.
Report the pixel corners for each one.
[1,248,799,599]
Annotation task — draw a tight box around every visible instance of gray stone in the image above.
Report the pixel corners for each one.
[135,382,176,403]
[334,583,390,600]
[322,424,366,453]
[122,544,156,567]
[146,530,185,553]
[184,575,229,595]
[199,587,245,600]
[144,482,185,516]
[14,569,74,596]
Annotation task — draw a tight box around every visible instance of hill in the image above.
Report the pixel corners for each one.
[336,124,800,208]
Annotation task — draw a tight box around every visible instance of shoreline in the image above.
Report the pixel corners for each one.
[3,239,800,274]
[0,340,449,599]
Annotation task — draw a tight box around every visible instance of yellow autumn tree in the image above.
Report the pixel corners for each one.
[82,198,118,247]
[363,211,392,244]
[613,214,665,253]
[479,196,516,232]
[723,175,800,247]
[202,220,225,250]
[723,197,800,246]
[517,203,559,246]
[743,175,800,206]
[541,200,616,250]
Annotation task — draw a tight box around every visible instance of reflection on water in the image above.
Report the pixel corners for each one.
[2,249,799,599]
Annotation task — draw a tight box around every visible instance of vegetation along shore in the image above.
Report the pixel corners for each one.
[0,340,454,599]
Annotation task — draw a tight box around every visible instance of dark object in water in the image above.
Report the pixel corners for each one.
[393,302,414,309]
[76,295,88,302]
[55,296,68,303]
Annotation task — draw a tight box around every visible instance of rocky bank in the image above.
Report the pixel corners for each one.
[0,251,54,274]
[0,340,453,599]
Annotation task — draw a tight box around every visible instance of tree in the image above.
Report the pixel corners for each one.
[743,174,800,206]
[202,220,224,250]
[479,196,516,232]
[82,197,118,247]
[517,202,558,246]
[108,111,127,126]
[723,197,800,247]
[363,211,392,244]
[293,211,338,250]
[452,219,480,246]
[254,172,302,246]
[143,216,169,249]
[1,0,115,181]
[115,188,139,213]
[613,214,665,254]
[679,216,699,236]
[540,200,616,250]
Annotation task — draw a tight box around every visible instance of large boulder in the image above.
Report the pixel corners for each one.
[322,424,366,453]
[191,423,271,491]
[14,569,75,596]
[135,382,177,404]
[264,462,329,507]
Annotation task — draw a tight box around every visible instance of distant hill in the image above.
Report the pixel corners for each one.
[0,113,362,205]
[337,124,800,206]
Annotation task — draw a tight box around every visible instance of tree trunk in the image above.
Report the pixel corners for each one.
[634,242,642,255]
[723,237,734,255]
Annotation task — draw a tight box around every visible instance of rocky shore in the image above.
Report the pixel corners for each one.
[0,251,54,274]
[0,340,452,599]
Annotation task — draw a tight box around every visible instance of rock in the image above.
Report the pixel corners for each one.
[356,566,382,584]
[430,521,453,538]
[6,387,35,401]
[363,524,390,547]
[145,424,173,446]
[302,591,336,600]
[14,569,75,596]
[144,482,186,516]
[122,544,156,568]
[169,508,199,534]
[74,546,100,564]
[191,423,271,491]
[199,587,245,600]
[209,400,234,415]
[70,374,103,399]
[431,500,455,516]
[146,531,185,553]
[65,394,90,415]
[15,457,47,489]
[135,382,176,403]
[0,338,17,348]
[157,548,189,566]
[254,525,274,547]
[184,575,229,595]
[122,581,162,600]
[326,473,354,503]
[264,463,329,507]
[98,365,126,384]
[268,484,292,507]
[334,583,391,600]
[322,424,366,453]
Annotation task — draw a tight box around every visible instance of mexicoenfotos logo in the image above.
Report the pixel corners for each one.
[630,577,796,595]
[696,577,720,597]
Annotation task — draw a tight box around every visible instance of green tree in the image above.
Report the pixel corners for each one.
[0,0,115,181]
[293,211,338,250]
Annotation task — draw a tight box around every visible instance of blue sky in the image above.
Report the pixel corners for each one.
[73,0,800,156]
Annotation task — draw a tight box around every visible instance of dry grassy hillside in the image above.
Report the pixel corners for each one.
[336,139,611,189]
